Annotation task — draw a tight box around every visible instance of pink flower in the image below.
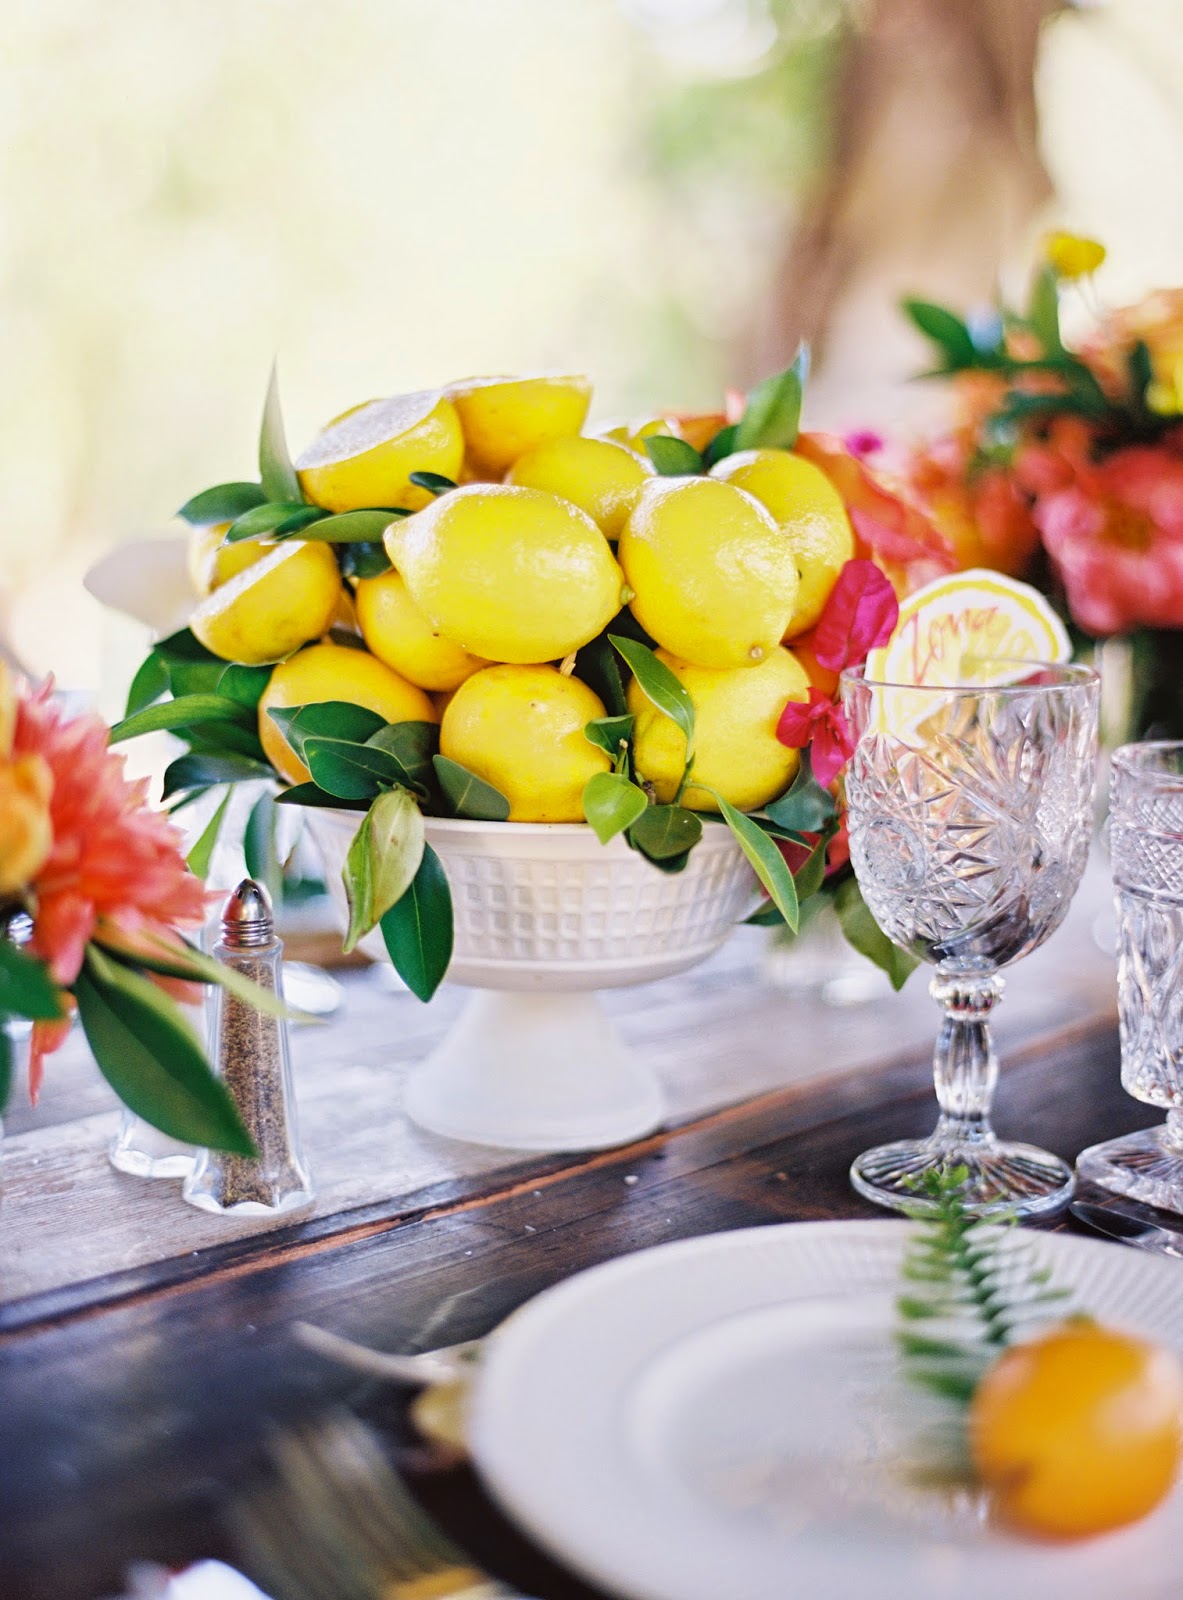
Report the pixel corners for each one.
[776,690,854,788]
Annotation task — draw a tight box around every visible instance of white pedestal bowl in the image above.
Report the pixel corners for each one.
[308,813,758,1152]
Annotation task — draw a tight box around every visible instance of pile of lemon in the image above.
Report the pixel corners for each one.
[185,374,855,822]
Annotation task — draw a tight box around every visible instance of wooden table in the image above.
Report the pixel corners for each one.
[0,888,1158,1600]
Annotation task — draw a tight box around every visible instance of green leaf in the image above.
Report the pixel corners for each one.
[303,737,404,801]
[259,363,302,504]
[901,300,978,369]
[629,803,702,861]
[266,701,387,764]
[184,721,268,762]
[342,788,425,952]
[74,947,254,1154]
[216,663,272,710]
[575,634,628,717]
[109,694,252,745]
[432,755,511,821]
[225,502,317,544]
[126,932,310,1026]
[833,875,919,991]
[408,471,457,496]
[792,834,829,901]
[285,509,406,543]
[339,540,393,579]
[703,423,739,468]
[274,781,369,812]
[0,942,64,1021]
[162,752,272,800]
[584,713,635,760]
[640,848,691,875]
[244,792,282,902]
[712,796,798,931]
[167,658,227,698]
[1129,339,1155,408]
[124,651,170,717]
[765,749,837,832]
[582,772,648,844]
[1026,265,1063,356]
[380,843,453,1000]
[644,435,703,476]
[735,345,809,451]
[178,481,267,525]
[610,635,694,757]
[156,626,219,663]
[367,720,439,794]
[186,789,234,879]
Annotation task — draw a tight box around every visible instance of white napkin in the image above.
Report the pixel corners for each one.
[107,1561,274,1600]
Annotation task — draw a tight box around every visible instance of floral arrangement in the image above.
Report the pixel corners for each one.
[108,359,947,998]
[0,666,275,1151]
[888,233,1183,736]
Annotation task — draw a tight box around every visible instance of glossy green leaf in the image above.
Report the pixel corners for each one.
[259,363,302,504]
[339,540,393,579]
[342,788,425,952]
[0,941,63,1021]
[644,435,703,477]
[639,847,691,875]
[833,875,919,991]
[244,792,282,902]
[408,471,457,496]
[367,720,439,794]
[185,789,233,879]
[735,346,809,451]
[703,423,739,467]
[764,749,837,832]
[184,721,268,762]
[712,795,798,931]
[380,843,453,1000]
[792,834,829,901]
[575,634,628,717]
[1026,266,1063,356]
[266,702,388,764]
[216,663,272,710]
[285,508,406,543]
[224,502,315,544]
[584,713,635,760]
[303,737,403,801]
[116,931,310,1025]
[610,635,694,757]
[110,694,253,745]
[167,658,227,697]
[178,481,267,525]
[902,300,978,369]
[124,651,170,717]
[156,626,218,663]
[75,947,255,1154]
[582,772,648,845]
[274,781,369,812]
[629,803,702,862]
[162,752,272,800]
[432,755,511,821]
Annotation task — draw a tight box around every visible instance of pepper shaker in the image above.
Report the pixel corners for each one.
[183,879,313,1215]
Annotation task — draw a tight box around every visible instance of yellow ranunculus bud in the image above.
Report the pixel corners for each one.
[0,754,54,895]
[0,661,16,760]
[1043,231,1106,280]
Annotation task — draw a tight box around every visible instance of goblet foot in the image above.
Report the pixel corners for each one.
[1076,1126,1183,1216]
[850,1135,1074,1219]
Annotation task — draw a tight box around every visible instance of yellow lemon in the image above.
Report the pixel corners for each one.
[258,641,437,786]
[295,391,465,514]
[186,524,273,595]
[507,436,653,539]
[596,415,679,454]
[386,484,627,665]
[440,664,609,822]
[629,646,809,812]
[354,568,488,692]
[618,477,799,670]
[447,374,591,476]
[190,542,343,665]
[710,448,854,638]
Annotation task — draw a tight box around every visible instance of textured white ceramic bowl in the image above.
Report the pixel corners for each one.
[309,812,759,1152]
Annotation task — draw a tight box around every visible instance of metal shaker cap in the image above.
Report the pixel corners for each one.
[221,878,274,948]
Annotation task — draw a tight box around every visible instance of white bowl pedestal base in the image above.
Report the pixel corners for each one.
[404,988,663,1152]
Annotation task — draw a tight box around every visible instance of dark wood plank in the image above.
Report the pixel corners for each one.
[0,1017,1157,1600]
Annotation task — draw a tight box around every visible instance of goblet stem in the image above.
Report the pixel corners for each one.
[930,969,1003,1153]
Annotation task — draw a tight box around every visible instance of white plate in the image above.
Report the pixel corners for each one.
[469,1220,1183,1600]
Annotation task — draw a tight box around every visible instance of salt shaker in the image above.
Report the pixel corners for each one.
[183,879,313,1215]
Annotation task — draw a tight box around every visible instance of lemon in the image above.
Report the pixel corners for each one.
[190,541,343,665]
[295,391,465,514]
[186,523,274,595]
[447,374,591,476]
[618,477,799,670]
[258,641,437,786]
[506,436,652,539]
[629,646,809,812]
[865,568,1072,687]
[596,415,678,454]
[355,568,488,692]
[440,664,609,822]
[710,448,854,638]
[386,484,627,665]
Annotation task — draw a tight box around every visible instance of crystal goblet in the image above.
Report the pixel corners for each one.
[840,661,1100,1217]
[1077,742,1183,1212]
